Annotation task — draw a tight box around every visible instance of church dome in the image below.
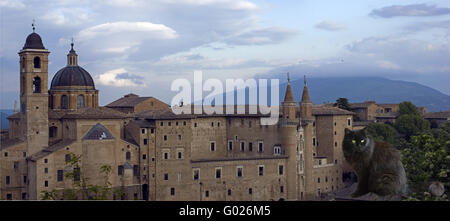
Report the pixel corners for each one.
[23,32,45,49]
[50,66,95,88]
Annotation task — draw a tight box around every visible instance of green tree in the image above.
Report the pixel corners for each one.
[399,101,420,116]
[366,122,396,144]
[401,134,449,199]
[334,97,352,111]
[394,114,430,140]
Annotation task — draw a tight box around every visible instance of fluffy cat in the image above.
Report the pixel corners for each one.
[343,128,407,197]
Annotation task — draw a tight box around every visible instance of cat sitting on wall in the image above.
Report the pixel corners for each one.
[343,128,407,197]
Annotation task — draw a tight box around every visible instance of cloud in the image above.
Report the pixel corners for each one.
[96,68,146,87]
[40,7,90,26]
[77,22,177,41]
[223,27,297,46]
[315,20,345,31]
[0,0,25,9]
[370,4,450,18]
[161,0,258,11]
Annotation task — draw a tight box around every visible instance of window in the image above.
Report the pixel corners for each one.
[126,152,131,160]
[216,168,222,179]
[279,165,284,175]
[318,178,320,183]
[335,159,338,164]
[44,168,48,174]
[168,122,171,126]
[143,139,148,145]
[280,186,284,193]
[45,181,48,187]
[44,159,48,163]
[14,161,19,169]
[217,122,220,127]
[240,142,245,152]
[6,194,12,200]
[23,152,26,157]
[193,169,199,180]
[164,152,169,160]
[57,170,63,182]
[118,166,124,176]
[77,95,84,108]
[178,151,182,159]
[335,142,338,147]
[249,142,253,152]
[6,176,10,185]
[151,128,154,134]
[211,122,214,127]
[22,193,26,200]
[141,129,146,134]
[249,188,253,195]
[258,166,264,176]
[235,136,238,141]
[23,176,27,184]
[164,173,168,180]
[61,95,68,109]
[164,135,167,141]
[274,146,281,155]
[176,121,179,126]
[133,165,139,176]
[183,121,186,126]
[326,176,328,182]
[178,172,182,181]
[347,118,351,126]
[210,142,215,152]
[143,154,147,160]
[178,135,182,140]
[33,77,41,93]
[205,191,209,198]
[237,167,243,177]
[258,142,264,153]
[312,138,316,146]
[49,126,57,138]
[33,56,40,69]
[194,123,197,127]
[160,122,164,126]
[74,168,80,181]
[228,189,232,196]
[65,154,71,162]
[170,188,175,196]
[228,141,233,151]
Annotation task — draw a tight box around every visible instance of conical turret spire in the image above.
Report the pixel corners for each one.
[284,72,294,102]
[301,75,311,103]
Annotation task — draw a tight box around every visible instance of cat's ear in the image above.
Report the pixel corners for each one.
[344,128,352,134]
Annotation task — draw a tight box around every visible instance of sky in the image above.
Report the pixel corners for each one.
[1,0,450,109]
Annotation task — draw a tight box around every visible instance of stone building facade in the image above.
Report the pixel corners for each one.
[0,30,354,201]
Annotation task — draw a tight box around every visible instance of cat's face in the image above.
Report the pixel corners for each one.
[343,128,369,153]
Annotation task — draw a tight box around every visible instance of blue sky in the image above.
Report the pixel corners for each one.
[1,0,450,109]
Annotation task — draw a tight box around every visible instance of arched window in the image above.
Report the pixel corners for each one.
[33,57,40,69]
[33,77,41,93]
[273,146,281,155]
[61,95,68,109]
[77,95,84,108]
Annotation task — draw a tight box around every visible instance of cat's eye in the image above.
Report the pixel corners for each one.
[352,140,356,144]
[361,140,365,143]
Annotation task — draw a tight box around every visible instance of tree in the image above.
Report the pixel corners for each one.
[366,122,396,144]
[334,97,352,111]
[399,101,420,116]
[401,134,449,200]
[40,152,120,200]
[394,114,430,140]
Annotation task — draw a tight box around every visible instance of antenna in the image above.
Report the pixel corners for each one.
[287,72,290,83]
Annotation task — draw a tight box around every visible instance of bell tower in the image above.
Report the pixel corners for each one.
[19,23,50,155]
